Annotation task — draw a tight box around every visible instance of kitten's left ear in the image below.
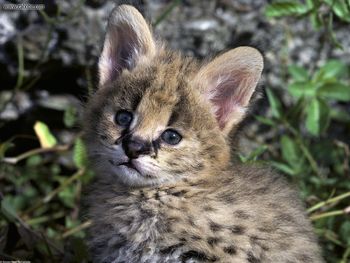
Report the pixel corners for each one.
[194,47,263,135]
[98,5,156,87]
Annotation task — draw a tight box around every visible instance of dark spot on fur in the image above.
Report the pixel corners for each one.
[194,162,204,171]
[100,135,108,140]
[257,226,274,233]
[247,251,260,263]
[223,246,237,255]
[256,187,269,195]
[139,190,145,198]
[249,235,269,251]
[275,213,294,223]
[235,210,250,219]
[207,237,221,247]
[191,235,201,241]
[250,235,267,242]
[188,179,207,187]
[297,254,312,262]
[173,169,186,174]
[209,221,223,232]
[139,207,154,218]
[230,225,245,235]
[278,242,291,250]
[217,191,236,203]
[168,216,181,222]
[203,205,216,212]
[163,222,172,233]
[171,189,187,197]
[187,216,196,226]
[180,250,217,262]
[154,191,160,200]
[179,237,187,242]
[160,243,184,254]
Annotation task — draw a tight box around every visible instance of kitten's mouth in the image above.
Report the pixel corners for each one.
[119,161,141,174]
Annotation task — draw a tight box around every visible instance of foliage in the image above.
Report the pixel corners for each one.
[265,0,350,47]
[250,60,350,262]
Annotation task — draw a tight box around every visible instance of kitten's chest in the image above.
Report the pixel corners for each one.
[90,186,218,263]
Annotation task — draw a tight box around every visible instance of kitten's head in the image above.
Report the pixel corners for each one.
[84,5,263,187]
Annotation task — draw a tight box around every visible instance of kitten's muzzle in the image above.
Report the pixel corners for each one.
[122,136,152,159]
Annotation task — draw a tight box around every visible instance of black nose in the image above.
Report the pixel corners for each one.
[122,136,151,159]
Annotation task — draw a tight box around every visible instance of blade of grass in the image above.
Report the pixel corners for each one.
[307,191,350,213]
[24,168,86,215]
[1,144,70,164]
[153,0,181,27]
[15,35,24,90]
[60,220,92,239]
[310,209,348,221]
[282,118,321,175]
[26,211,66,226]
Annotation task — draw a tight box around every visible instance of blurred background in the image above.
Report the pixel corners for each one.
[0,0,349,262]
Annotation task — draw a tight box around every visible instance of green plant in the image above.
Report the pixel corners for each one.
[265,0,350,47]
[0,120,92,262]
[252,59,350,262]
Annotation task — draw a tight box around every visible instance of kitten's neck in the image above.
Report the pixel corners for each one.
[98,164,231,193]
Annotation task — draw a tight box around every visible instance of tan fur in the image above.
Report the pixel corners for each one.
[84,5,323,263]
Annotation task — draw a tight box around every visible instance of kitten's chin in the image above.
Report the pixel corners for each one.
[109,164,167,187]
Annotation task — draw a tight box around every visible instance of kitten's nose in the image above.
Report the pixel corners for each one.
[122,136,151,159]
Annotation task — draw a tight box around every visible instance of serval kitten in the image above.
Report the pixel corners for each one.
[84,5,323,263]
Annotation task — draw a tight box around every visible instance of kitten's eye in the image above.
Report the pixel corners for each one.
[115,110,133,127]
[161,129,182,145]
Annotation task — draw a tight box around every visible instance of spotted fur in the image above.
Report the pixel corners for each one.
[84,5,323,263]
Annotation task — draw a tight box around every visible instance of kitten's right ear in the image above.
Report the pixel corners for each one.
[98,5,156,87]
[194,47,263,135]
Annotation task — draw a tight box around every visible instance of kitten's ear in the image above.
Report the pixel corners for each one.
[194,47,263,134]
[98,5,156,87]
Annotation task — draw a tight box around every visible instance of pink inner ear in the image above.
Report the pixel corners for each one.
[99,23,151,86]
[209,71,252,129]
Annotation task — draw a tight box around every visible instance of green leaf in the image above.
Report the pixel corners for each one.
[305,0,316,8]
[239,145,268,163]
[73,138,88,169]
[288,81,317,98]
[340,221,350,245]
[26,155,43,167]
[266,88,283,118]
[1,198,17,223]
[33,121,57,148]
[313,60,347,82]
[288,65,309,82]
[255,115,276,126]
[305,98,330,136]
[309,11,323,29]
[63,105,78,128]
[318,82,350,101]
[331,0,350,22]
[58,185,75,208]
[0,141,14,159]
[330,108,350,122]
[265,1,310,17]
[270,161,296,175]
[280,135,300,167]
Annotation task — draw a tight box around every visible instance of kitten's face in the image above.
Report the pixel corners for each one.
[85,56,229,187]
[84,5,263,187]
